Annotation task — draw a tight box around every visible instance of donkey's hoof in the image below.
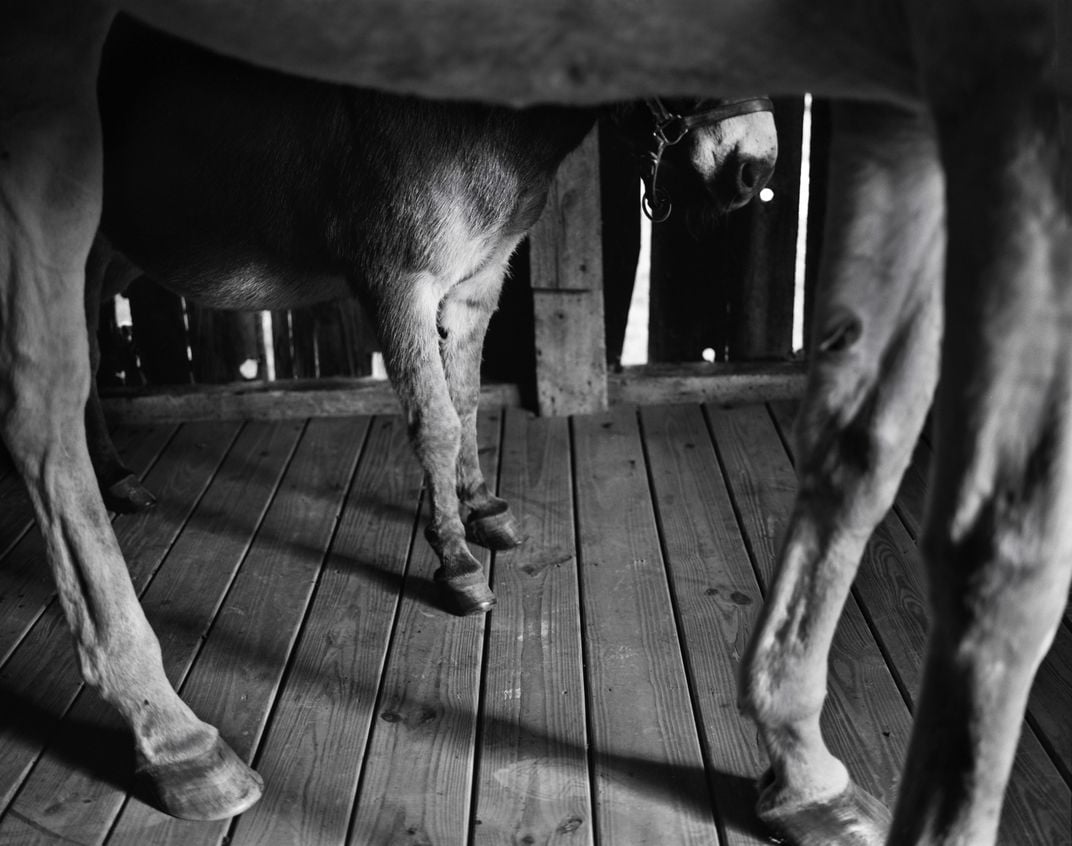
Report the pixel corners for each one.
[465,504,524,551]
[435,567,496,616]
[105,473,158,514]
[757,774,889,846]
[136,736,263,821]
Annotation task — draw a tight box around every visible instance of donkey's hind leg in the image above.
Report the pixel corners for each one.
[0,2,261,819]
[373,273,496,615]
[84,237,157,513]
[439,245,524,551]
[740,102,944,846]
[890,18,1072,843]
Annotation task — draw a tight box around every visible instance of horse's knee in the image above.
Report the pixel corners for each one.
[409,404,462,463]
[922,478,1071,675]
[1,344,90,454]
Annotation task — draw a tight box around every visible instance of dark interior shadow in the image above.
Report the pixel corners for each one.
[0,687,132,796]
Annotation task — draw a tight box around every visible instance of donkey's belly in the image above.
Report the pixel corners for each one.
[139,250,354,311]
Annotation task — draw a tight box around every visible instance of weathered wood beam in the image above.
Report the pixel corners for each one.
[100,378,522,422]
[529,126,609,416]
[609,361,806,406]
[99,362,807,423]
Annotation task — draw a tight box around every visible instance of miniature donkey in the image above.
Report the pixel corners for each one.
[87,18,778,617]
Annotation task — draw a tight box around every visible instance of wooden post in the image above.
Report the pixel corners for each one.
[528,125,608,416]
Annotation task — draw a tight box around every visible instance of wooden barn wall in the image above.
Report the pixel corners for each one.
[96,96,829,397]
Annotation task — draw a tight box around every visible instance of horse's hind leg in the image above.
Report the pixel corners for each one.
[0,3,260,818]
[373,273,496,615]
[84,237,157,513]
[739,102,944,846]
[891,13,1072,843]
[439,245,524,551]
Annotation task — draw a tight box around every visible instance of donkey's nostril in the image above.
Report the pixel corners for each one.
[733,157,774,206]
[739,162,758,191]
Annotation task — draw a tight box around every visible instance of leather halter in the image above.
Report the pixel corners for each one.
[641,96,774,222]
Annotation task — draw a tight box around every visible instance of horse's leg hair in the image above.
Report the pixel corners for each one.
[890,9,1072,842]
[0,0,261,819]
[439,242,525,551]
[740,101,944,846]
[84,237,156,512]
[372,272,496,614]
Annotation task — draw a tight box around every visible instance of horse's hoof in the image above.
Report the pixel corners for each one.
[136,735,263,821]
[757,773,890,846]
[435,567,496,616]
[105,473,158,514]
[465,503,524,551]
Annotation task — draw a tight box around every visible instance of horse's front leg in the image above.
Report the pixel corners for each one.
[739,102,944,846]
[439,246,524,552]
[374,275,496,615]
[892,10,1072,843]
[0,1,261,819]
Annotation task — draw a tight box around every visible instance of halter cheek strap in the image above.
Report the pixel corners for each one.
[641,96,774,222]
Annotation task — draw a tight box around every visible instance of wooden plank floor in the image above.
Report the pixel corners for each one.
[0,404,1068,845]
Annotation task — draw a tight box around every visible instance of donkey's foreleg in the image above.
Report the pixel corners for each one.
[891,19,1072,843]
[84,237,156,513]
[375,276,495,614]
[439,248,524,551]
[0,1,260,819]
[739,103,944,846]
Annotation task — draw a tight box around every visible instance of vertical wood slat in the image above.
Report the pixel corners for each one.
[230,416,424,846]
[348,411,502,845]
[571,407,715,844]
[474,409,591,844]
[640,403,772,846]
[529,126,608,416]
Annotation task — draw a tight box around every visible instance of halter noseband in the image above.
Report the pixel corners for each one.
[641,96,774,222]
